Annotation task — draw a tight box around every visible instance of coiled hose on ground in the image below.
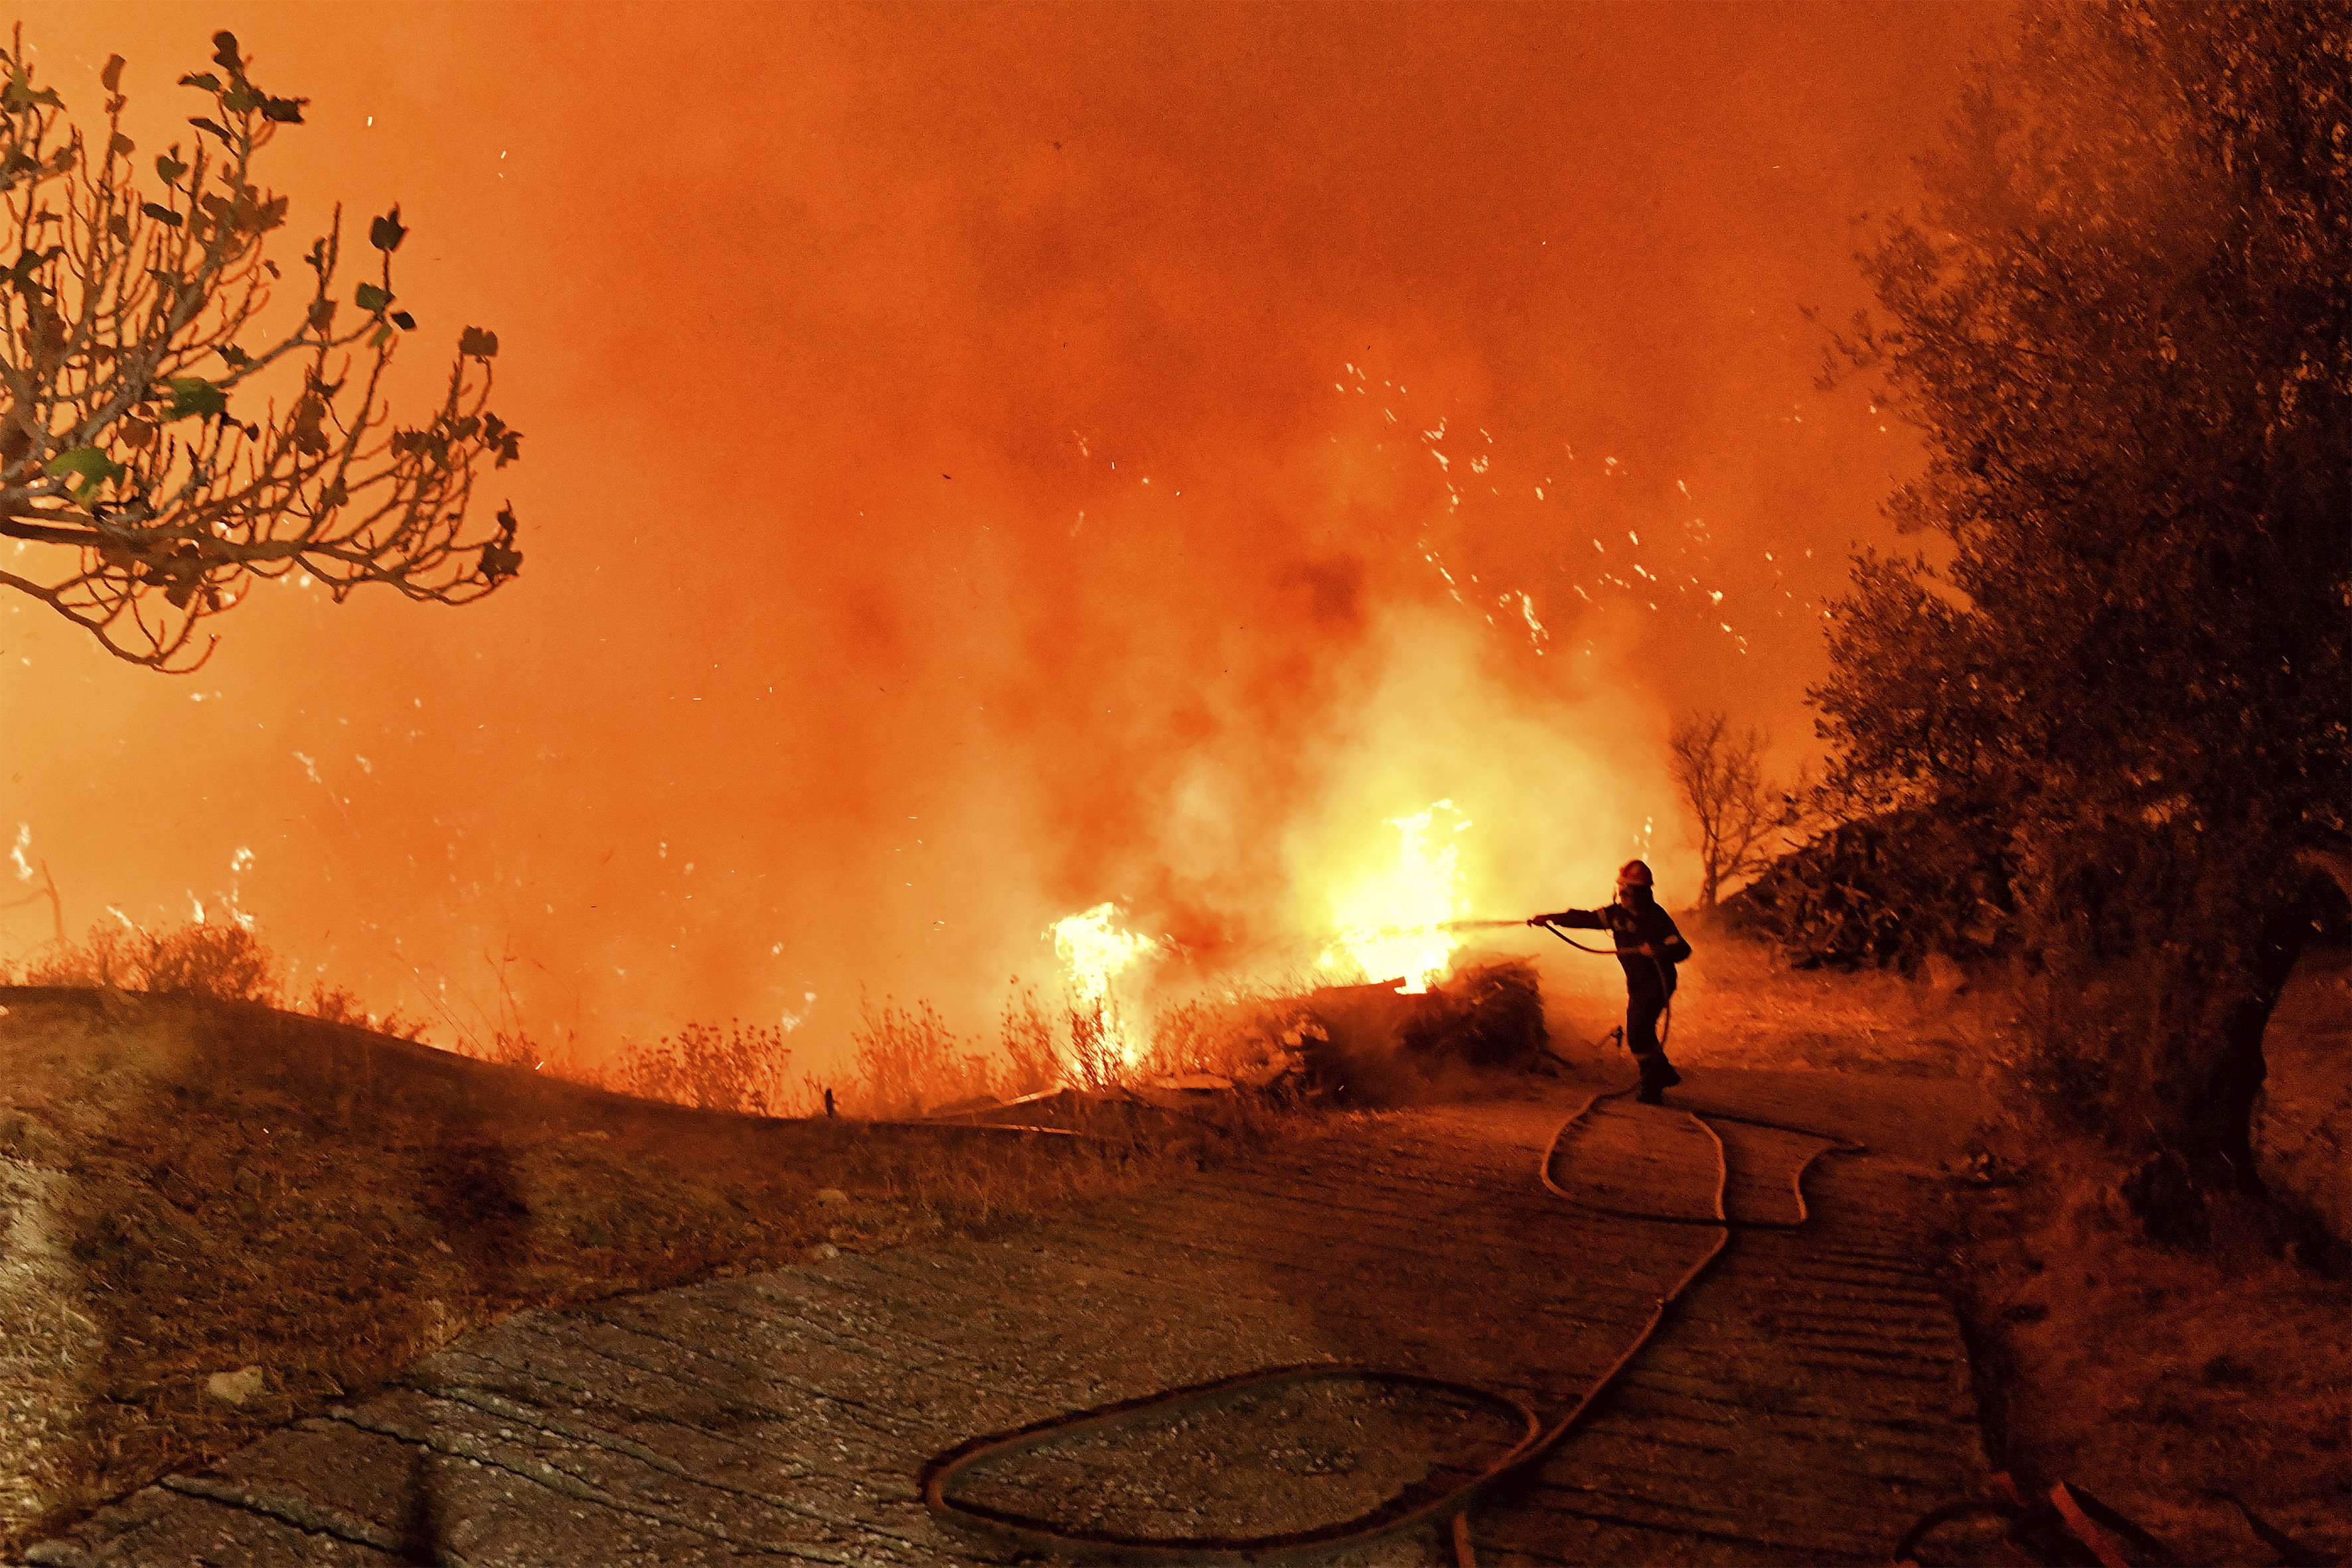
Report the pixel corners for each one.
[917,1075,1866,1565]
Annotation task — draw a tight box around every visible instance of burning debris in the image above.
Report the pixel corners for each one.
[1289,959,1550,1104]
[1013,799,1557,1111]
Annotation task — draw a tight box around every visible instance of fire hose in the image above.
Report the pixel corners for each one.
[1525,915,1677,1054]
[915,924,1869,1565]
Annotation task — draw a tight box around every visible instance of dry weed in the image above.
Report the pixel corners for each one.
[842,996,1008,1117]
[613,1020,801,1117]
[6,921,427,1038]
[999,985,1064,1096]
[1144,990,1322,1079]
[14,921,280,1001]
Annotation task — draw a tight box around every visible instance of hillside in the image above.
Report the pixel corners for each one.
[0,989,1178,1555]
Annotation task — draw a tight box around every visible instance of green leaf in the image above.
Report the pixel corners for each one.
[45,445,127,501]
[354,281,390,313]
[368,207,406,253]
[109,132,135,157]
[187,115,231,143]
[160,376,228,423]
[368,323,392,350]
[260,96,307,124]
[389,310,416,331]
[458,326,499,359]
[221,84,258,114]
[4,74,64,112]
[212,31,242,72]
[176,72,222,93]
[101,55,126,94]
[155,150,187,185]
[139,202,183,228]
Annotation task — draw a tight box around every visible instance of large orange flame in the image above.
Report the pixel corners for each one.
[1320,799,1470,992]
[1048,902,1160,1065]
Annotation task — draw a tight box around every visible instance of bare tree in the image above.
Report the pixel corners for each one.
[1667,711,1810,907]
[0,27,522,673]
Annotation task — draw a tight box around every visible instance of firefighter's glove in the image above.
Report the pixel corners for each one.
[1527,915,1551,928]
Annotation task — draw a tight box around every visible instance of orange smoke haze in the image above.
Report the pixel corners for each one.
[1,3,1996,1071]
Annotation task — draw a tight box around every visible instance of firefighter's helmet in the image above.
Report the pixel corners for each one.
[1616,859,1654,888]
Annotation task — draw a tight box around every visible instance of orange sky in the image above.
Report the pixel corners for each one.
[1,2,2002,1071]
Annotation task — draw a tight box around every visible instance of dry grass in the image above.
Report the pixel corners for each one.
[7,918,430,1040]
[1142,988,1326,1080]
[611,1018,803,1117]
[603,979,1328,1126]
[839,995,1024,1116]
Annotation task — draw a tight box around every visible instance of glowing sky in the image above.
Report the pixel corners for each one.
[1,2,2001,1069]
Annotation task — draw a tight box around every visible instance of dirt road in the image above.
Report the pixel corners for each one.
[25,1068,1993,1565]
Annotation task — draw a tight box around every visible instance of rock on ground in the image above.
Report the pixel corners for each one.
[2252,945,2351,1247]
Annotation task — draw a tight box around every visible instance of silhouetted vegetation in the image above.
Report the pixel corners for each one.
[1808,1,2350,1185]
[0,25,520,672]
[1667,710,1814,907]
[5,917,424,1037]
[1720,805,2019,974]
[1395,960,1547,1069]
[612,1019,801,1117]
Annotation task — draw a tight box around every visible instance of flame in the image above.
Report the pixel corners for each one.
[1049,901,1159,1064]
[1321,800,1469,993]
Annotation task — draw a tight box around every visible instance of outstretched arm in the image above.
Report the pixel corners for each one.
[1529,908,1606,929]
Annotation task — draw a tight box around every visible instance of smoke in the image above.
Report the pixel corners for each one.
[0,3,1990,1077]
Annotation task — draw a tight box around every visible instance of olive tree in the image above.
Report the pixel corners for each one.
[1810,2,2349,1184]
[0,27,522,673]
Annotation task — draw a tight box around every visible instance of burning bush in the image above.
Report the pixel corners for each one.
[1396,959,1547,1068]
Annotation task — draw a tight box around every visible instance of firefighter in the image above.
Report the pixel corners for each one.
[1531,860,1693,1103]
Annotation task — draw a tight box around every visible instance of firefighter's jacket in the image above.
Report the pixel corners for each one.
[1539,892,1692,1001]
